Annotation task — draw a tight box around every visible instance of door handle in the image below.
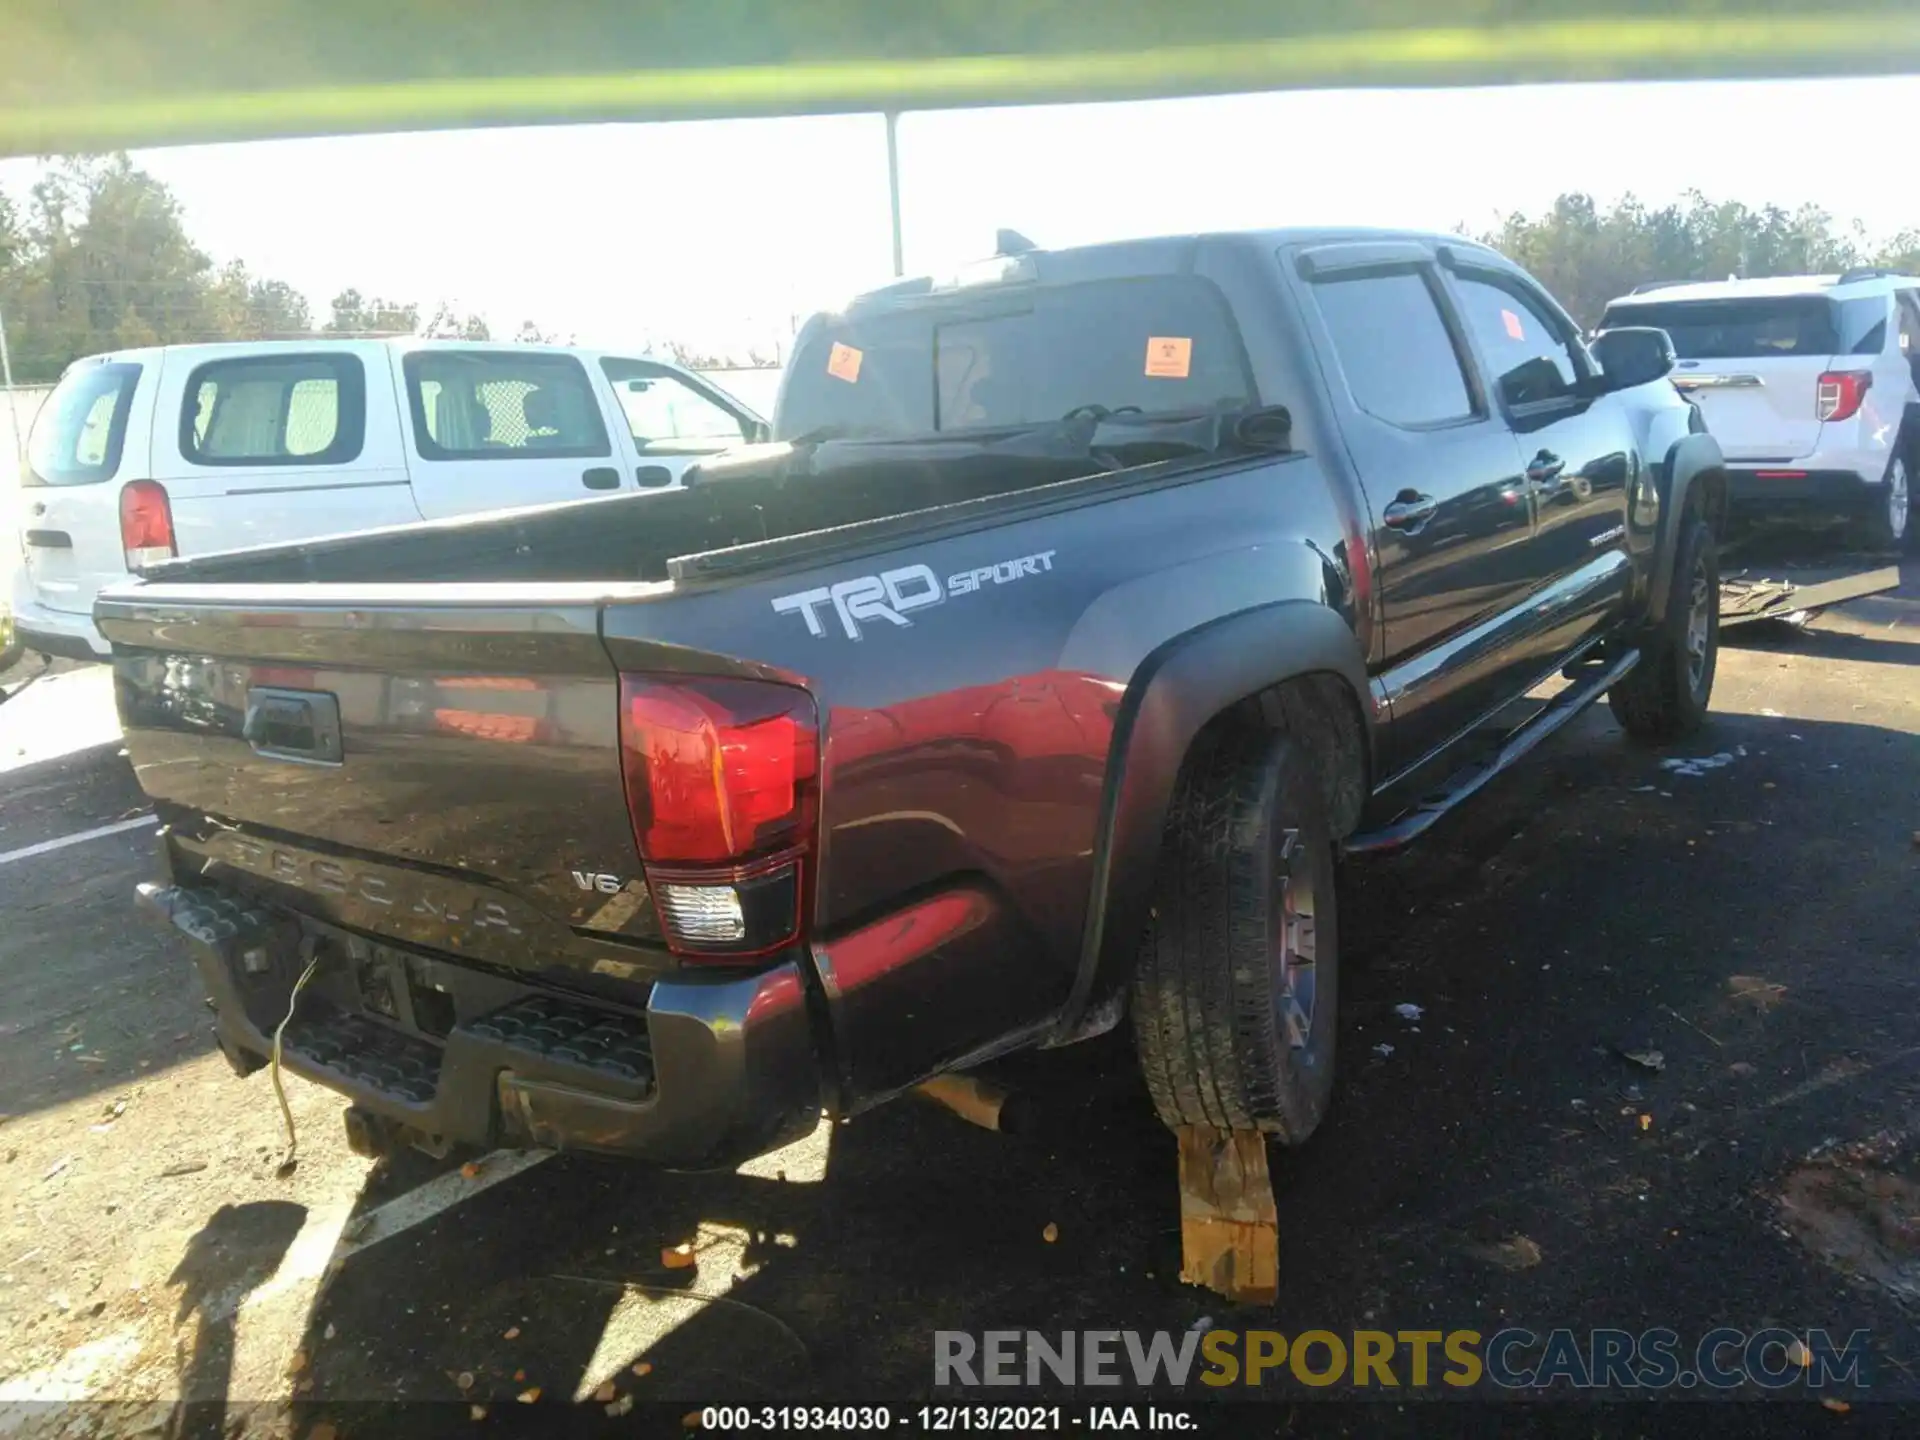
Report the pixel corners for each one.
[1382,493,1438,530]
[1525,450,1566,485]
[581,467,622,490]
[634,465,675,489]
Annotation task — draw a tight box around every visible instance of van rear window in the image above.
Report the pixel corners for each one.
[23,362,142,487]
[776,276,1256,441]
[182,353,366,467]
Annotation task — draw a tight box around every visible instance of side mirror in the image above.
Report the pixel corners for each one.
[1589,327,1676,392]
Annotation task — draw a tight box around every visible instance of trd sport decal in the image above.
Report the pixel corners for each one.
[772,549,1057,640]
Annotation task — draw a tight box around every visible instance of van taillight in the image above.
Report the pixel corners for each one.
[1815,370,1872,423]
[118,480,176,570]
[617,675,819,960]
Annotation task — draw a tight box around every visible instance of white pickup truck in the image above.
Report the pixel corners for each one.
[9,339,768,661]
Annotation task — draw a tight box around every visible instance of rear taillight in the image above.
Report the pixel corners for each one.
[118,480,176,570]
[1815,370,1872,423]
[618,675,819,960]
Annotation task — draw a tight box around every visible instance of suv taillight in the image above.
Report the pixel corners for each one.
[618,675,819,960]
[1815,370,1872,423]
[119,480,176,570]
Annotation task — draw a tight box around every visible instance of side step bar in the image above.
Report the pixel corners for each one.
[1344,648,1640,855]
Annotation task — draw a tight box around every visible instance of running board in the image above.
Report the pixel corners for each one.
[1344,648,1641,855]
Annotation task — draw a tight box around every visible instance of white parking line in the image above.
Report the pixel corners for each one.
[0,814,156,868]
[325,1147,557,1267]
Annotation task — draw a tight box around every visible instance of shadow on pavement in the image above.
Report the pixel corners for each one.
[1722,623,1920,669]
[122,705,1920,1421]
[170,1200,305,1437]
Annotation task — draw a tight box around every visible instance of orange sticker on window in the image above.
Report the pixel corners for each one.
[827,342,864,383]
[1501,309,1526,341]
[1145,336,1193,379]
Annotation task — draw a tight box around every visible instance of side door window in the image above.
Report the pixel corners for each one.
[1447,276,1585,411]
[401,350,621,519]
[1305,259,1537,773]
[599,360,752,467]
[1307,269,1476,429]
[1449,269,1635,608]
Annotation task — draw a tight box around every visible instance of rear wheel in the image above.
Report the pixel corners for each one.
[1855,452,1910,553]
[1609,516,1719,741]
[1131,725,1338,1143]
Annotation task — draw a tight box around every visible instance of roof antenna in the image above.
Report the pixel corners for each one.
[995,228,1037,256]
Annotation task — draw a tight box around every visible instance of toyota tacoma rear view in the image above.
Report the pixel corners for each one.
[104,228,1726,1187]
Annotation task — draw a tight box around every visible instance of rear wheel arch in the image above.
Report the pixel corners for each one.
[1051,603,1373,1044]
[1648,433,1726,624]
[1899,400,1920,467]
[1690,463,1729,537]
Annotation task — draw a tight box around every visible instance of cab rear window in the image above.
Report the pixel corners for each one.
[776,276,1256,441]
[23,362,142,487]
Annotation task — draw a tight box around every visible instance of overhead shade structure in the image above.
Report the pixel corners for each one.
[3,0,1920,155]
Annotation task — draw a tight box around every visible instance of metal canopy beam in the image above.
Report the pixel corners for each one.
[1,3,1918,156]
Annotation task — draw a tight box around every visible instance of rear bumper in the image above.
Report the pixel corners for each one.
[1725,465,1887,521]
[137,880,823,1169]
[6,583,111,660]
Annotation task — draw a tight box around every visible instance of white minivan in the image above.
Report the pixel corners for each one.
[9,339,768,660]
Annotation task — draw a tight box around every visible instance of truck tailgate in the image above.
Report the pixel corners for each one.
[100,584,669,982]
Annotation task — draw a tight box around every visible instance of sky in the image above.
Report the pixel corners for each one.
[2,73,1917,361]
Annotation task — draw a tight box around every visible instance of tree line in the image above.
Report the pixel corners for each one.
[0,155,533,383]
[5,155,1917,383]
[1475,191,1920,329]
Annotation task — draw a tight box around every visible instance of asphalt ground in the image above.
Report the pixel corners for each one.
[0,564,1916,1438]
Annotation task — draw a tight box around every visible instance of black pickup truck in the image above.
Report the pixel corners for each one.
[103,229,1726,1169]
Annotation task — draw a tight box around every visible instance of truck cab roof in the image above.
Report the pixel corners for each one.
[841,227,1512,315]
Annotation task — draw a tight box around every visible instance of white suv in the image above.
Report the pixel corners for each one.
[1600,270,1917,550]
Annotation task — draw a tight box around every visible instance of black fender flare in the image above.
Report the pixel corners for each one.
[1051,600,1374,1041]
[1647,431,1726,626]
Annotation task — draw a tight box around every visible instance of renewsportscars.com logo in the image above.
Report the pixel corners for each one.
[934,1327,1871,1392]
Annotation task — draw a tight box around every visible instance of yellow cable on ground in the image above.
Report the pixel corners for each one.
[270,953,323,1176]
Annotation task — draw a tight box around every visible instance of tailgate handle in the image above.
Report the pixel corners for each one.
[23,529,72,549]
[243,687,344,766]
